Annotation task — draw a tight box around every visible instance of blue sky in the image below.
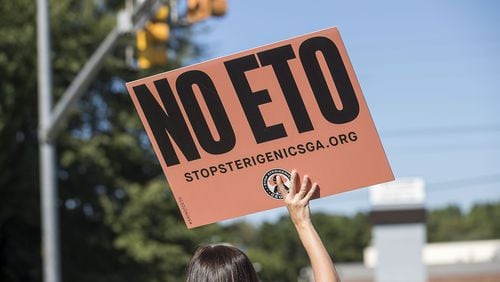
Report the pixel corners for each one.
[192,0,500,223]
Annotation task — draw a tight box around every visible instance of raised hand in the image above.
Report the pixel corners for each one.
[276,170,318,227]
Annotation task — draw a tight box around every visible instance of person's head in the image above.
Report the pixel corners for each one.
[186,244,259,282]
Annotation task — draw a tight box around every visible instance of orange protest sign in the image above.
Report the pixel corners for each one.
[126,27,394,228]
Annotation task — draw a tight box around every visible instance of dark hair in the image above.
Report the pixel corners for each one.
[186,244,259,282]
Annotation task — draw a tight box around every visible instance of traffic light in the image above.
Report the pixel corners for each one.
[187,0,227,23]
[136,5,170,69]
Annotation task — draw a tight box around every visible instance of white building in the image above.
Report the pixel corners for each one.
[334,239,500,282]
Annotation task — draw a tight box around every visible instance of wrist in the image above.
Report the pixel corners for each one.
[293,218,314,231]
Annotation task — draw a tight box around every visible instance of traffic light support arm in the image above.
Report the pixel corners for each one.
[41,0,162,142]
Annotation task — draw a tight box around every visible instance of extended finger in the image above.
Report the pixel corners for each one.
[297,175,310,198]
[289,170,298,197]
[304,182,318,202]
[276,175,288,199]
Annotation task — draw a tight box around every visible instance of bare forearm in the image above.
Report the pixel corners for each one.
[294,221,339,282]
[276,171,340,281]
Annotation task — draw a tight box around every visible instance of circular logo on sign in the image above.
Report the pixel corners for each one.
[262,168,291,199]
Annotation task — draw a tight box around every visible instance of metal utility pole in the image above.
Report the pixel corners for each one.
[36,1,164,281]
[37,0,61,281]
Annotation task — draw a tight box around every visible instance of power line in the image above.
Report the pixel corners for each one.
[386,142,500,154]
[427,173,500,192]
[319,173,500,202]
[380,124,500,138]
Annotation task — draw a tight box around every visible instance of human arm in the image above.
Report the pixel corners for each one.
[276,171,340,282]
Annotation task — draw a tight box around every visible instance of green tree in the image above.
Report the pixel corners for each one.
[0,0,203,281]
[467,202,500,239]
[427,205,467,242]
[427,202,500,242]
[253,218,306,281]
[313,212,370,262]
[101,178,225,282]
[1,1,43,280]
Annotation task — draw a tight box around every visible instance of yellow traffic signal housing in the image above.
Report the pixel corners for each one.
[155,5,169,20]
[211,0,228,16]
[136,5,170,69]
[187,0,227,23]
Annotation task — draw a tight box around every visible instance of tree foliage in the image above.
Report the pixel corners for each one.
[1,1,42,280]
[0,0,199,281]
[427,202,500,242]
